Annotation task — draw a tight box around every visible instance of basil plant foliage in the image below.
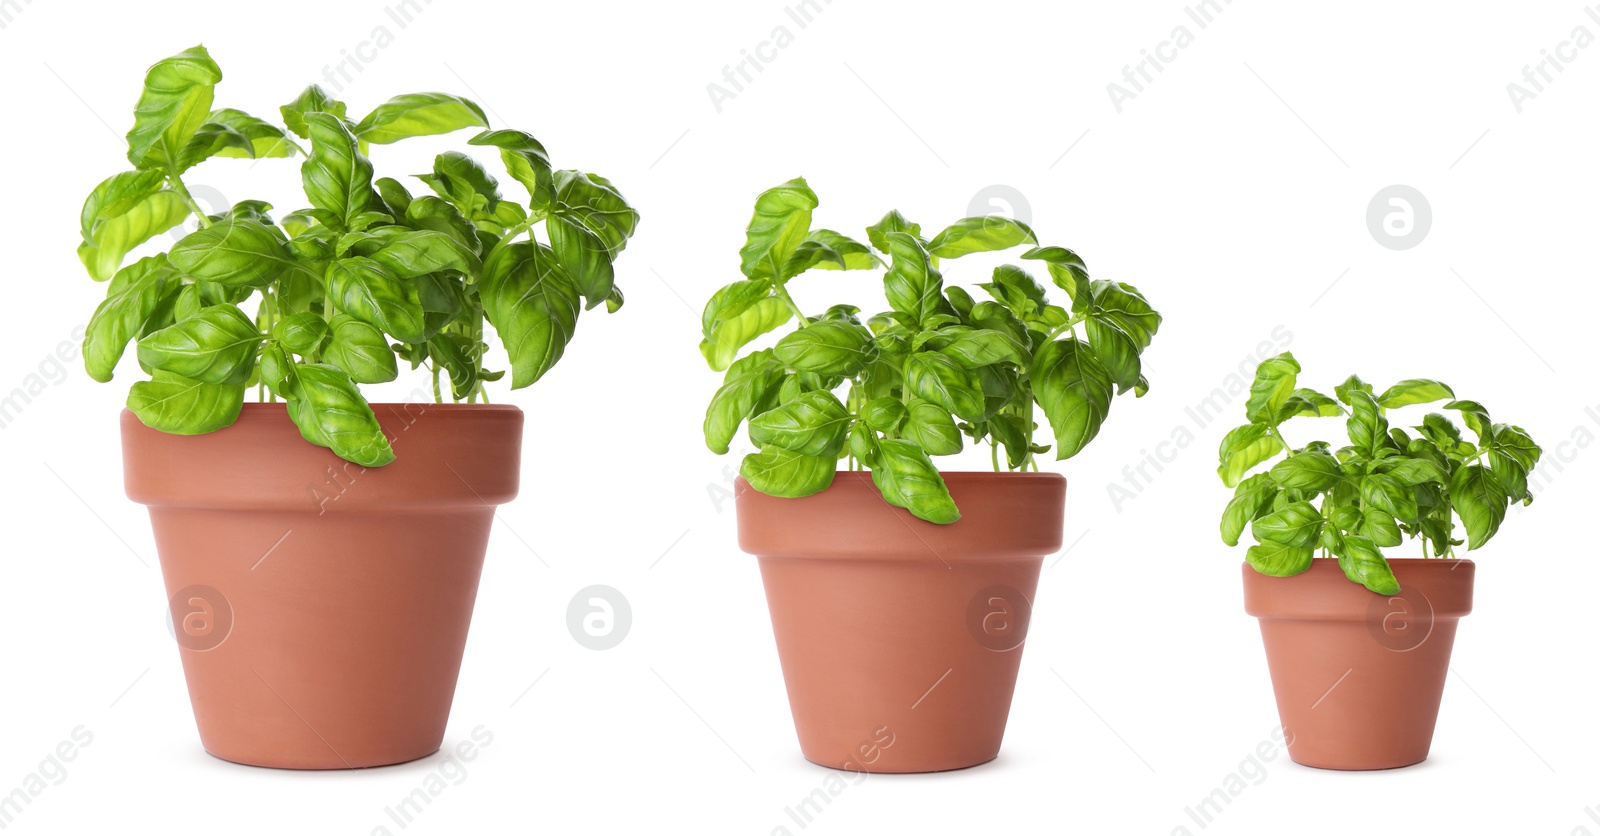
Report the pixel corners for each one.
[1218,353,1542,593]
[79,46,637,466]
[701,177,1162,524]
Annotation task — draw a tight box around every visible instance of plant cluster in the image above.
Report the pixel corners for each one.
[79,46,638,466]
[701,178,1163,523]
[1217,353,1542,592]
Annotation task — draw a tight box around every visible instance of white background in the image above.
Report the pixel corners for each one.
[1,1,1597,834]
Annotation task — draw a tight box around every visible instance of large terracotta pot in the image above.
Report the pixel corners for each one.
[123,402,522,769]
[1242,558,1474,770]
[737,471,1066,773]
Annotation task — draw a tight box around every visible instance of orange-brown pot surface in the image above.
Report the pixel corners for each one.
[737,471,1067,773]
[123,403,522,769]
[1242,558,1474,770]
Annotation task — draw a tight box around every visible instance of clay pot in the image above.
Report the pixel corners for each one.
[736,471,1066,773]
[123,403,522,769]
[1242,558,1475,770]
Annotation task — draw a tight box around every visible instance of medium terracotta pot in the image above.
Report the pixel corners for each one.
[123,402,522,769]
[737,471,1066,773]
[1242,558,1474,770]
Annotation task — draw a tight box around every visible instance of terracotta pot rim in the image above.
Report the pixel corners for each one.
[1242,558,1475,620]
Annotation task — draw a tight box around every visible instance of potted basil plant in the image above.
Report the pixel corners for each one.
[80,46,637,769]
[1219,353,1541,769]
[702,177,1162,772]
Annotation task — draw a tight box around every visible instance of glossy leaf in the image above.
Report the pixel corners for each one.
[1335,535,1400,595]
[284,363,394,466]
[870,439,959,523]
[1378,378,1455,409]
[1245,352,1299,425]
[469,129,554,209]
[480,242,580,388]
[773,320,873,377]
[1245,540,1315,577]
[126,370,244,434]
[740,447,835,497]
[168,217,295,287]
[280,85,347,139]
[1268,450,1342,490]
[926,216,1037,259]
[355,93,488,144]
[903,400,962,455]
[1221,473,1278,547]
[83,256,181,382]
[323,315,398,383]
[326,256,426,343]
[1451,463,1508,550]
[748,390,851,457]
[300,112,374,231]
[125,46,222,170]
[1031,338,1113,458]
[905,352,986,422]
[882,232,949,325]
[77,189,189,282]
[1217,423,1285,488]
[1252,501,1324,549]
[137,303,261,385]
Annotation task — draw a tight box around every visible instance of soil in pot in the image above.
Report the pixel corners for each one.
[124,402,522,769]
[737,471,1066,773]
[1242,558,1474,770]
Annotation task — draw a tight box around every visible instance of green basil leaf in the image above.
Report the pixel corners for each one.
[126,369,244,434]
[136,303,262,385]
[79,170,167,241]
[283,363,394,467]
[125,46,222,170]
[428,333,479,400]
[1377,378,1455,409]
[418,150,501,217]
[301,112,374,232]
[1221,472,1278,547]
[1268,450,1342,490]
[1335,534,1400,594]
[937,327,1027,369]
[903,400,962,456]
[749,390,851,457]
[739,177,817,281]
[1088,281,1161,353]
[864,209,922,254]
[926,216,1037,259]
[167,217,295,287]
[975,264,1046,317]
[860,396,907,433]
[77,189,190,282]
[324,315,398,383]
[354,93,488,144]
[704,350,783,454]
[882,231,950,326]
[326,256,426,343]
[1252,501,1324,548]
[1021,246,1091,313]
[1244,540,1314,577]
[83,255,181,382]
[481,242,581,388]
[553,170,638,259]
[1333,374,1373,406]
[1276,388,1344,422]
[1445,399,1492,443]
[785,229,882,274]
[1217,423,1286,488]
[740,447,835,498]
[547,214,615,310]
[1359,508,1403,547]
[1085,317,1141,394]
[1031,337,1113,458]
[272,312,329,355]
[468,129,554,210]
[774,320,874,377]
[870,439,959,523]
[1450,463,1508,550]
[1347,390,1389,455]
[404,196,480,254]
[280,85,347,140]
[1383,457,1449,486]
[700,294,790,372]
[906,351,986,422]
[1245,352,1299,424]
[350,227,481,279]
[1361,473,1417,522]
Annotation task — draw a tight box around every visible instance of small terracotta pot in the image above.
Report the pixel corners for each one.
[737,471,1066,773]
[123,403,522,769]
[1242,558,1474,770]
